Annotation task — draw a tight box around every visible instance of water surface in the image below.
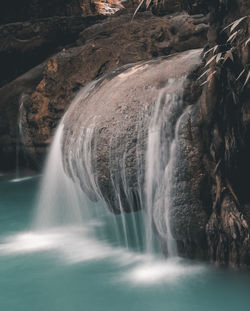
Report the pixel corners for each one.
[0,175,249,311]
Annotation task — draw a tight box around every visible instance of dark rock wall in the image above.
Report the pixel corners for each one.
[0,15,106,87]
[0,0,92,24]
[0,64,46,170]
[191,0,250,266]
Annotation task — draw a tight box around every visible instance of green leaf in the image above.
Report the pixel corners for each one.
[236,69,245,81]
[245,37,250,47]
[243,71,250,87]
[133,0,145,19]
[198,69,210,80]
[223,49,234,64]
[223,16,248,32]
[213,45,219,54]
[230,16,248,33]
[200,71,216,86]
[216,52,222,63]
[204,45,218,58]
[227,30,238,42]
[205,54,217,67]
[146,0,151,9]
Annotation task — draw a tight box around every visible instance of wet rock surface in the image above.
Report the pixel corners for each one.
[61,49,204,227]
[178,0,250,266]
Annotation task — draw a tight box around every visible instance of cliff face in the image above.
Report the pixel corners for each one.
[167,0,250,267]
[0,9,208,169]
[0,0,83,24]
[196,0,250,267]
[0,0,250,267]
[0,0,107,24]
[0,15,106,88]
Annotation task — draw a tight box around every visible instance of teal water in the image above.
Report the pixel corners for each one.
[0,174,250,311]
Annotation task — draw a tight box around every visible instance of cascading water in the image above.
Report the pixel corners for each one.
[145,77,187,256]
[33,85,190,259]
[32,123,84,229]
[0,49,207,287]
[31,49,202,259]
[32,116,145,252]
[14,95,25,180]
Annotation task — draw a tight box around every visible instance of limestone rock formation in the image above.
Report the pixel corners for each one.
[0,10,208,169]
[61,49,207,247]
[0,15,106,87]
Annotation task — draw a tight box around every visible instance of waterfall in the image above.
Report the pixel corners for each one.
[32,77,188,257]
[15,95,25,179]
[145,77,187,256]
[33,123,85,229]
[0,50,207,287]
[32,50,202,258]
[10,94,36,183]
[32,118,144,251]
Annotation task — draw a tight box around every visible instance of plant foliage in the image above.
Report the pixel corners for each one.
[200,15,250,89]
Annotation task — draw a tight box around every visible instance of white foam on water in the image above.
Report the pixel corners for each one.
[0,227,112,261]
[122,257,205,286]
[9,176,37,183]
[0,226,144,267]
[0,232,56,253]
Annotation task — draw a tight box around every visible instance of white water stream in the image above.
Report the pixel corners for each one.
[29,74,189,259]
[13,95,25,181]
